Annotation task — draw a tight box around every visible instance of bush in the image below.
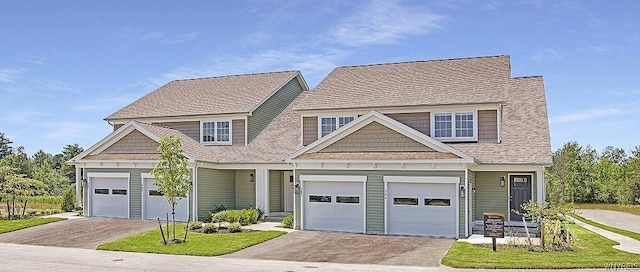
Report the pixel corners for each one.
[202,212,213,223]
[226,210,241,223]
[202,223,218,234]
[281,214,293,229]
[212,204,228,213]
[188,221,203,231]
[211,210,228,223]
[61,187,75,212]
[239,209,259,225]
[210,208,259,225]
[228,222,242,233]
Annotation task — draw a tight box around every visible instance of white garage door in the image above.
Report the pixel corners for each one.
[386,181,457,237]
[143,178,189,221]
[90,177,129,218]
[303,178,365,233]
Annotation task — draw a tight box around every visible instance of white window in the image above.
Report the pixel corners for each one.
[319,116,354,137]
[201,120,231,145]
[431,111,477,141]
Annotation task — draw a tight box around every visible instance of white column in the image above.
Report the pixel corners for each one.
[255,169,270,216]
[75,166,82,208]
[536,167,545,204]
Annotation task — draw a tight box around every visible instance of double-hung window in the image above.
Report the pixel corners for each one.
[431,111,477,141]
[201,120,231,145]
[320,116,354,137]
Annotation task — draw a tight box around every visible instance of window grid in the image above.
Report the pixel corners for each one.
[434,114,452,138]
[202,121,231,144]
[433,111,476,141]
[320,116,354,137]
[455,113,474,137]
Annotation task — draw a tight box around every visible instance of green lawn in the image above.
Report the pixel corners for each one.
[0,217,65,234]
[442,225,640,269]
[572,203,640,216]
[97,224,286,256]
[572,214,640,241]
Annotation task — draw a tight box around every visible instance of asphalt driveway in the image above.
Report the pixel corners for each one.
[0,217,157,249]
[225,230,455,267]
[578,209,640,234]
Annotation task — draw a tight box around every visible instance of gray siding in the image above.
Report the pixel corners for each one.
[247,78,304,143]
[153,121,200,142]
[232,119,246,146]
[85,168,152,220]
[302,116,318,145]
[197,168,235,218]
[387,112,430,136]
[295,169,465,237]
[478,110,498,143]
[468,170,476,222]
[269,170,283,212]
[235,170,255,209]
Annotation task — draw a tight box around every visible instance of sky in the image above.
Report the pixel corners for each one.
[1,0,639,156]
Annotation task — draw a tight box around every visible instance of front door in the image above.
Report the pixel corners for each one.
[283,172,294,212]
[510,175,532,221]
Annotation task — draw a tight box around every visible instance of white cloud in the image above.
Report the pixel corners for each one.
[167,32,198,44]
[329,0,445,47]
[0,68,25,83]
[1,110,43,123]
[584,45,622,55]
[530,48,561,63]
[43,121,99,139]
[74,94,145,113]
[550,108,622,123]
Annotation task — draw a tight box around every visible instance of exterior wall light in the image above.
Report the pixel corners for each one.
[249,173,254,183]
[500,176,505,187]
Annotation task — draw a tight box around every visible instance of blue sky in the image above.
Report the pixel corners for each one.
[1,0,639,156]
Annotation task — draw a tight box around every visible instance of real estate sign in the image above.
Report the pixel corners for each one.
[483,212,505,238]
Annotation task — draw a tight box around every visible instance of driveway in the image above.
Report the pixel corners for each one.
[577,209,640,234]
[225,230,455,267]
[0,217,157,249]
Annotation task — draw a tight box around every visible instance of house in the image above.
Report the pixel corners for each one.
[69,55,552,238]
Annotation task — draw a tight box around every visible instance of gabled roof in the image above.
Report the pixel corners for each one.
[107,70,306,120]
[295,55,510,111]
[286,110,475,163]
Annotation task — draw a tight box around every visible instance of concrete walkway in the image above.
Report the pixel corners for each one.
[570,209,640,254]
[577,209,640,234]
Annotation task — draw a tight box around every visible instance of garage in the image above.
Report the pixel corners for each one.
[384,176,458,237]
[142,176,189,221]
[89,176,129,218]
[301,175,366,233]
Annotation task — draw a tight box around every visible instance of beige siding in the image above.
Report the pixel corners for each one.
[320,122,435,152]
[269,170,283,212]
[153,121,200,142]
[478,110,498,143]
[302,116,318,145]
[235,170,255,209]
[474,171,508,220]
[232,119,246,146]
[387,112,430,136]
[197,168,235,218]
[114,124,123,131]
[102,130,159,154]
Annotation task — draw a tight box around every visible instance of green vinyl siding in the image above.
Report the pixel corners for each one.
[235,170,255,209]
[468,170,476,223]
[295,169,465,237]
[247,77,304,143]
[269,170,283,212]
[85,168,151,220]
[474,171,509,220]
[197,168,235,219]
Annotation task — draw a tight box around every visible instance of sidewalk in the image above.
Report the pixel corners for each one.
[570,213,640,254]
[578,209,640,234]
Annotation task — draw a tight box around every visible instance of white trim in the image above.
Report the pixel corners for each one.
[497,103,503,143]
[283,171,294,213]
[465,168,469,237]
[255,169,269,216]
[300,175,367,182]
[536,167,545,204]
[296,102,502,116]
[200,119,232,146]
[507,173,534,222]
[430,110,478,142]
[244,116,248,146]
[87,172,131,218]
[317,115,357,139]
[198,162,292,170]
[109,113,250,125]
[383,176,460,238]
[193,165,198,221]
[468,164,550,171]
[292,162,467,171]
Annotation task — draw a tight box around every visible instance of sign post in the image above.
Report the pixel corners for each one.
[483,212,505,252]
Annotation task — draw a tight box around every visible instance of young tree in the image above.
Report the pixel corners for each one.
[151,136,192,242]
[0,133,14,159]
[0,166,47,219]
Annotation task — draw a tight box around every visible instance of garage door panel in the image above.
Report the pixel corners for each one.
[91,178,129,219]
[144,179,189,221]
[303,180,365,233]
[387,181,457,237]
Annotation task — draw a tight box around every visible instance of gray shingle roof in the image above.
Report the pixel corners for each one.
[107,71,301,120]
[295,55,511,111]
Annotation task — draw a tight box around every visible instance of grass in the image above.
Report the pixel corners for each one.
[97,224,286,256]
[572,202,640,216]
[442,224,640,269]
[0,217,65,234]
[572,214,640,241]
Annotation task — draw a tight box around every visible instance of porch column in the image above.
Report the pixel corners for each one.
[536,167,545,204]
[255,169,270,216]
[75,166,82,208]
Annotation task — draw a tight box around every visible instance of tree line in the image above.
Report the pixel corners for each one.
[546,142,640,205]
[0,132,84,197]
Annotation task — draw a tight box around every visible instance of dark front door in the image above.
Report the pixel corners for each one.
[510,175,532,221]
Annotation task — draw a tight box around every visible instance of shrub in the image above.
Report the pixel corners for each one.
[281,214,294,229]
[61,187,75,212]
[202,212,213,223]
[239,209,259,225]
[225,210,241,223]
[228,222,242,233]
[211,210,228,223]
[188,221,203,231]
[202,223,218,234]
[212,204,228,213]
